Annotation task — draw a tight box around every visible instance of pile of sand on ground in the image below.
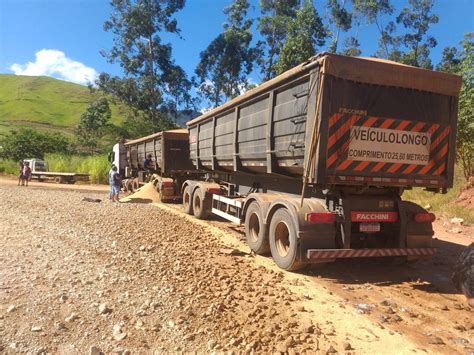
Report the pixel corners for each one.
[120,182,160,203]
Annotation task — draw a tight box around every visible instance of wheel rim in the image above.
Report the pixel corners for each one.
[184,191,190,206]
[275,221,290,257]
[194,194,201,214]
[248,212,260,242]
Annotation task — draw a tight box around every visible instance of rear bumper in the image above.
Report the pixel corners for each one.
[306,247,436,260]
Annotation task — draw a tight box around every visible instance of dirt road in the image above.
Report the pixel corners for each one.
[0,180,472,354]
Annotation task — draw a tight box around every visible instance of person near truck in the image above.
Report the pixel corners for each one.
[143,154,153,173]
[109,165,121,202]
[108,164,117,200]
[21,162,31,187]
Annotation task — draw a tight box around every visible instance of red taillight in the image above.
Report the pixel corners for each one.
[162,181,174,188]
[414,212,436,223]
[305,212,336,224]
[207,188,221,195]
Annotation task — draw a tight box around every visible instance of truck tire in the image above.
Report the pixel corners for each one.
[54,176,62,184]
[193,187,211,220]
[245,201,270,255]
[126,179,134,192]
[269,208,303,271]
[132,178,139,192]
[183,185,193,215]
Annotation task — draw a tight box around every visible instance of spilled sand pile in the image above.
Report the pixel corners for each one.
[120,182,160,203]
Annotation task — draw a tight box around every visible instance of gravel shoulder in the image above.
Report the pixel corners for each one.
[0,181,472,354]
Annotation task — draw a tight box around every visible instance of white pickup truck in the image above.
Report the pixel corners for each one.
[24,159,89,184]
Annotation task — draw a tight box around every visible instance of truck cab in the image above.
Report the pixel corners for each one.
[23,159,49,173]
[109,142,127,178]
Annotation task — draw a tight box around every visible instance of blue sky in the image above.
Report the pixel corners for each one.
[0,0,473,86]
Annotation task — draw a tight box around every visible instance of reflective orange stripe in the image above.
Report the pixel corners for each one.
[354,161,370,172]
[328,113,343,128]
[337,160,353,171]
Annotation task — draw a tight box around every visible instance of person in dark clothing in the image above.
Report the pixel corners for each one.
[143,154,153,172]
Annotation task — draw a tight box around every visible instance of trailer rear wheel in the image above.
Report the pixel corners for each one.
[193,188,211,220]
[269,208,302,271]
[183,185,193,215]
[245,202,269,255]
[130,178,140,192]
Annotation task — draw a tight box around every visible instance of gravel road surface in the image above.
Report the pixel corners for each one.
[0,181,472,354]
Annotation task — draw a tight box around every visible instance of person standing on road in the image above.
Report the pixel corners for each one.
[22,162,31,187]
[108,164,116,200]
[109,165,121,202]
[18,160,24,186]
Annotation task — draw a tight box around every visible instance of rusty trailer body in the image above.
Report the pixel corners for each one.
[182,53,462,270]
[124,129,194,177]
[112,129,197,201]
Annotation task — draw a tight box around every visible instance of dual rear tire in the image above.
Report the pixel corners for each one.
[245,202,302,271]
[182,186,211,220]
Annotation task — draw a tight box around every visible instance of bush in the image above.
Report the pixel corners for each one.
[0,159,19,175]
[0,128,71,161]
[45,153,110,184]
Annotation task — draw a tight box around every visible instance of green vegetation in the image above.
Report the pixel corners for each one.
[0,159,19,175]
[403,166,474,224]
[0,153,110,184]
[0,128,71,161]
[75,97,112,154]
[97,0,192,128]
[45,153,110,184]
[0,74,127,138]
[195,0,258,106]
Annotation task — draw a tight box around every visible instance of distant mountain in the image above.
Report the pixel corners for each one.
[0,74,127,138]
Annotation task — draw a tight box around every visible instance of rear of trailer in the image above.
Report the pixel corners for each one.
[112,129,196,200]
[183,53,462,270]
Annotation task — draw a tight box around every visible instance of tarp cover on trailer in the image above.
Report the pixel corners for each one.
[187,53,462,127]
[317,54,462,97]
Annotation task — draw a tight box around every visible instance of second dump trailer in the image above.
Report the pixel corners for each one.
[110,129,198,201]
[182,53,462,271]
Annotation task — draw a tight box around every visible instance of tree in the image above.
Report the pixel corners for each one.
[274,0,327,75]
[195,0,258,107]
[378,0,438,68]
[327,0,353,53]
[163,66,196,123]
[341,36,362,56]
[352,0,394,58]
[0,129,70,161]
[436,33,473,179]
[97,0,190,129]
[257,0,299,80]
[75,98,112,154]
[436,46,461,73]
[456,34,474,179]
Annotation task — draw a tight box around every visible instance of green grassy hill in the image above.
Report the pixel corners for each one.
[0,74,127,138]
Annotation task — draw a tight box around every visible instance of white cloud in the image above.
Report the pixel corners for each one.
[10,49,98,85]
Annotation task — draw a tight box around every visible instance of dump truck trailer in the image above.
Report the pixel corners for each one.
[182,53,462,270]
[110,129,200,201]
